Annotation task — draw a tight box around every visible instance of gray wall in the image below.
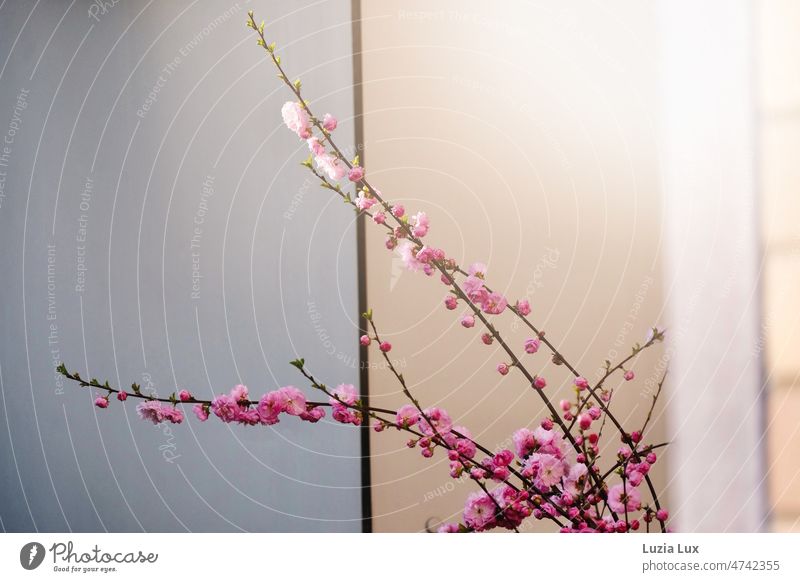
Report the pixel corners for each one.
[0,0,363,532]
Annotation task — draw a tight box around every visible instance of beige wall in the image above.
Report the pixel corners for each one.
[758,0,800,533]
[358,0,667,532]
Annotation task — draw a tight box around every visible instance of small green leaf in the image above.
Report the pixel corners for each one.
[289,358,305,370]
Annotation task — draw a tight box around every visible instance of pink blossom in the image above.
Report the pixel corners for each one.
[332,384,358,405]
[211,394,240,423]
[437,523,459,533]
[162,407,184,424]
[300,406,325,423]
[559,399,571,412]
[137,401,183,424]
[329,384,361,425]
[281,101,311,138]
[385,237,397,250]
[624,370,635,381]
[578,413,592,430]
[396,240,424,272]
[512,428,536,458]
[315,153,346,181]
[462,275,487,303]
[360,335,371,346]
[396,404,420,428]
[278,386,307,416]
[656,509,669,521]
[236,408,260,426]
[411,211,429,238]
[497,363,509,375]
[533,376,547,390]
[608,483,642,513]
[481,333,493,345]
[460,315,475,328]
[533,426,565,457]
[535,453,567,488]
[193,404,209,421]
[230,384,249,404]
[468,263,487,277]
[481,292,507,315]
[95,396,108,409]
[524,338,540,354]
[414,246,436,264]
[355,190,376,210]
[256,391,284,425]
[418,407,452,437]
[322,113,337,131]
[178,389,192,402]
[563,463,589,496]
[575,377,589,390]
[379,341,391,352]
[307,136,325,156]
[516,299,531,316]
[372,212,385,225]
[463,491,496,531]
[391,204,405,218]
[116,391,128,401]
[627,470,644,487]
[348,166,364,182]
[444,295,458,310]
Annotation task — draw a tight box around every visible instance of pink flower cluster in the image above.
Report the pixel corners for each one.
[137,401,184,424]
[462,263,508,315]
[200,384,325,426]
[329,384,362,425]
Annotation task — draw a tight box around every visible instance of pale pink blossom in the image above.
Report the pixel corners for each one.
[322,113,337,131]
[481,292,507,315]
[193,404,209,421]
[94,396,108,408]
[608,483,642,513]
[515,299,531,316]
[315,153,346,181]
[469,262,487,277]
[281,101,311,138]
[396,404,420,428]
[306,136,325,156]
[396,240,423,272]
[355,190,376,210]
[411,211,429,237]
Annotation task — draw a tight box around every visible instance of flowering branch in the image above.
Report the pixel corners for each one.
[57,10,674,534]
